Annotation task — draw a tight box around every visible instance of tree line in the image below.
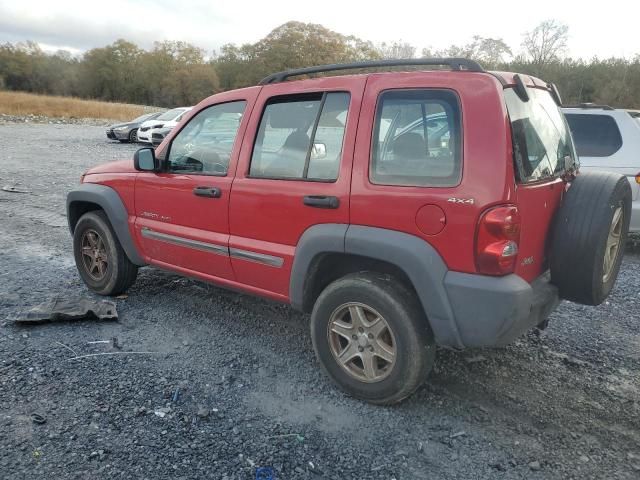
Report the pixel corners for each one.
[1,20,639,109]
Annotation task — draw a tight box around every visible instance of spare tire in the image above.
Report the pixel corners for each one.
[550,172,631,305]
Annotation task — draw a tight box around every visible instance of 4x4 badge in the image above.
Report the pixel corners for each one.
[447,197,475,205]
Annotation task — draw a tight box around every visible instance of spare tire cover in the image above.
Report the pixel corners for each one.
[550,172,631,305]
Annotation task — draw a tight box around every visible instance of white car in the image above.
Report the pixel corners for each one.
[137,107,192,144]
[563,104,640,231]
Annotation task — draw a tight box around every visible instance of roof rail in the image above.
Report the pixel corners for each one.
[258,58,484,85]
[563,103,614,110]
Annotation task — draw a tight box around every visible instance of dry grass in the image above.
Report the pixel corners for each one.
[0,91,150,121]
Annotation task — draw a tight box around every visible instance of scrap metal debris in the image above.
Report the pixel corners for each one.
[12,296,118,324]
[30,413,46,424]
[2,185,31,194]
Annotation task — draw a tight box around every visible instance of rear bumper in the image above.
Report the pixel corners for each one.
[442,271,559,347]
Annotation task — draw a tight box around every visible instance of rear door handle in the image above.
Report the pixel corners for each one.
[303,195,340,209]
[193,186,221,198]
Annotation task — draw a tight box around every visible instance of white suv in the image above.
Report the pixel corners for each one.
[563,105,640,231]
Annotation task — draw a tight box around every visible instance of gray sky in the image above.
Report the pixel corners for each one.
[0,0,638,59]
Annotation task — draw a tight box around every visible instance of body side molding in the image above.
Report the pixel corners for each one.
[141,228,228,256]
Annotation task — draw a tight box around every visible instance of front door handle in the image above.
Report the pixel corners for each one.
[193,186,221,198]
[303,195,340,209]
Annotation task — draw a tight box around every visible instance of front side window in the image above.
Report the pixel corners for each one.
[505,88,577,183]
[167,101,246,175]
[564,113,623,157]
[371,89,462,187]
[250,92,350,181]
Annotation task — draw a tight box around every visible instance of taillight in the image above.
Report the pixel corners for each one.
[635,172,640,184]
[476,205,521,275]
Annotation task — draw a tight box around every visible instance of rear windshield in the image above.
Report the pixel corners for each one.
[505,88,577,183]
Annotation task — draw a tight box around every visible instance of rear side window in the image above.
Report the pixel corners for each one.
[505,88,577,183]
[564,114,623,157]
[250,92,350,181]
[371,89,461,187]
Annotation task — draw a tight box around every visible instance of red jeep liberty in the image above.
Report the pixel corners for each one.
[67,59,631,404]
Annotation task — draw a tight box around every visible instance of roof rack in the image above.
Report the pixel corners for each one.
[563,103,614,110]
[258,58,484,85]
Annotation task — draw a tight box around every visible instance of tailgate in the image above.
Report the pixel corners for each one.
[515,178,564,281]
[503,86,577,283]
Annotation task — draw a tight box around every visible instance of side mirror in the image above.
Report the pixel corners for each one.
[134,147,159,172]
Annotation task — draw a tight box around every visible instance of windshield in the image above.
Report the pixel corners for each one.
[156,108,186,121]
[132,112,157,123]
[132,113,151,123]
[505,88,577,183]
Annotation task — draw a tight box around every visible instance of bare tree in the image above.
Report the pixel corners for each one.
[522,20,569,64]
[420,36,512,66]
[378,41,416,59]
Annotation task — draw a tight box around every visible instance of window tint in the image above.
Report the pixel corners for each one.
[250,92,350,181]
[505,88,577,183]
[167,101,246,175]
[564,113,623,157]
[371,89,461,187]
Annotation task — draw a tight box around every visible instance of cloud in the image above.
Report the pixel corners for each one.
[0,0,637,59]
[0,1,238,52]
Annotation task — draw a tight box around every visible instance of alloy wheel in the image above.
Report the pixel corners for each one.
[327,302,397,383]
[603,206,623,283]
[81,229,109,281]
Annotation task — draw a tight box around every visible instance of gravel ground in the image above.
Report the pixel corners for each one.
[1,123,639,480]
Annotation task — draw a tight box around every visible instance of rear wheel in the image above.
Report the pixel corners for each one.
[550,172,631,305]
[73,211,138,296]
[310,272,435,405]
[128,129,138,143]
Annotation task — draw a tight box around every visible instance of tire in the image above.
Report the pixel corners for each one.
[310,272,436,405]
[550,172,631,305]
[128,129,138,143]
[73,210,138,296]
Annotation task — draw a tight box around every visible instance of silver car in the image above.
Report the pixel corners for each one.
[106,112,162,143]
[563,104,640,231]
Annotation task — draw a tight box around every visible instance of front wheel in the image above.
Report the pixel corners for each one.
[73,211,138,296]
[310,272,435,405]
